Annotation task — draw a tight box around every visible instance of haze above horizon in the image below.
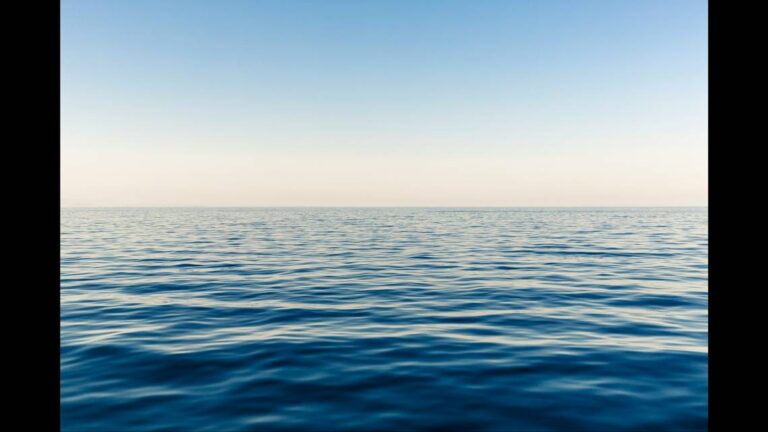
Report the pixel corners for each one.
[62,0,707,207]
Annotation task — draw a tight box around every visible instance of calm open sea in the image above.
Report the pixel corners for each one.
[61,208,708,431]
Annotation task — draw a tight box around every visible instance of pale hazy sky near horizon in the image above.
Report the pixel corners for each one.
[61,0,707,207]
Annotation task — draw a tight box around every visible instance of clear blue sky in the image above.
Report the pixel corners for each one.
[61,0,707,207]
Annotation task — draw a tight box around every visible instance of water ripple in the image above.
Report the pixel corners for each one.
[61,207,708,431]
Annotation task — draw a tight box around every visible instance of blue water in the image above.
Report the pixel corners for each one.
[61,208,708,431]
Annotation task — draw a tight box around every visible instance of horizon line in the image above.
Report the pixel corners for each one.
[61,205,709,209]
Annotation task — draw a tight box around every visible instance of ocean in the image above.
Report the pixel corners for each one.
[60,207,708,431]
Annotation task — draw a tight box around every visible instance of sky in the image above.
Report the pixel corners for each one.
[61,0,707,207]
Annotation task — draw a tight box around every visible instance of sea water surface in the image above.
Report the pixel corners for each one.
[61,208,708,431]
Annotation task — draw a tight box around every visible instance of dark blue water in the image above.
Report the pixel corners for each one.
[61,208,708,431]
